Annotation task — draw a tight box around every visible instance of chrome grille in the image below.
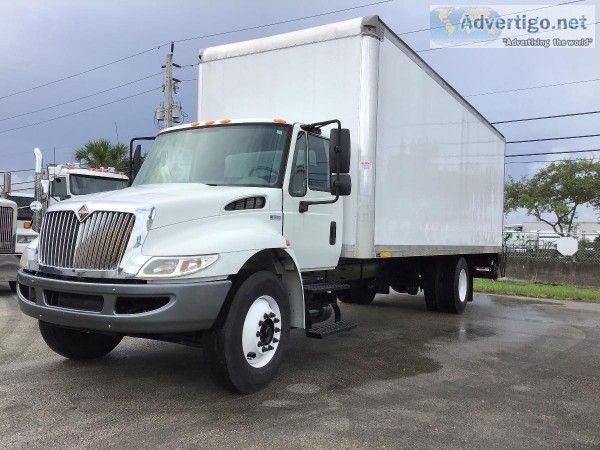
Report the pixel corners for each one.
[0,206,14,253]
[39,210,135,270]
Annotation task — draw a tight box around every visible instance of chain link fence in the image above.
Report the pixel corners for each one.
[503,231,600,265]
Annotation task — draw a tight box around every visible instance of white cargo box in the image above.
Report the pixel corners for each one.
[198,16,505,259]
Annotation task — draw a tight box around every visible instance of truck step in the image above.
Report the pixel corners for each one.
[306,321,356,339]
[303,282,350,294]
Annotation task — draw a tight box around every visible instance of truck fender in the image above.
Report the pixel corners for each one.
[236,248,305,329]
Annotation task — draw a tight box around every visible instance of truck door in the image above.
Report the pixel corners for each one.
[282,130,343,270]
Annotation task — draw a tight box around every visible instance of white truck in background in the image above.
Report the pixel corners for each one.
[18,16,504,393]
[0,198,18,292]
[45,162,129,204]
[1,151,128,290]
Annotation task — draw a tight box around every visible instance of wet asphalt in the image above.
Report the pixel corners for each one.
[1,284,599,449]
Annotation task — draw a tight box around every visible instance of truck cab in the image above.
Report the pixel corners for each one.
[47,164,128,204]
[18,118,352,393]
[0,198,18,292]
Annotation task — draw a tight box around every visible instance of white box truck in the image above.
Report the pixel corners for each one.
[17,16,504,393]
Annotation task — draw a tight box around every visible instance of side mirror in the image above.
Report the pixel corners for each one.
[40,180,49,198]
[133,144,142,178]
[329,128,351,174]
[330,173,351,196]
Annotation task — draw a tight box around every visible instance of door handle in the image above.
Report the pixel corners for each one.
[329,221,336,245]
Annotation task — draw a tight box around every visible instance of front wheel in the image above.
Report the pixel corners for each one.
[203,271,290,394]
[39,321,122,360]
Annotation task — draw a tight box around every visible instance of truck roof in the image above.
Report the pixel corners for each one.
[159,118,295,135]
[48,165,128,180]
[199,15,504,142]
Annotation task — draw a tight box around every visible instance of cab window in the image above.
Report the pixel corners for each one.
[289,133,307,197]
[307,134,330,192]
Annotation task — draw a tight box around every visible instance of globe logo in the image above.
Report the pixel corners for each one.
[430,6,504,46]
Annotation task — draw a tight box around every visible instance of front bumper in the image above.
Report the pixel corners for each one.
[0,254,20,282]
[17,270,231,334]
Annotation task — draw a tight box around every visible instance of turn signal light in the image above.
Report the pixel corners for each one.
[24,222,31,229]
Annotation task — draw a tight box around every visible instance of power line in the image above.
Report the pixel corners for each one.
[506,148,600,158]
[0,48,161,101]
[507,134,600,144]
[0,88,161,135]
[417,20,599,53]
[0,72,163,123]
[399,0,584,36]
[0,0,391,102]
[173,0,393,44]
[505,157,596,164]
[466,76,600,97]
[0,169,35,174]
[492,110,600,124]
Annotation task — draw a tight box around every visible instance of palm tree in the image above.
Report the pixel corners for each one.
[74,139,128,170]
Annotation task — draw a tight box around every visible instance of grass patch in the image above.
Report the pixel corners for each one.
[474,278,600,303]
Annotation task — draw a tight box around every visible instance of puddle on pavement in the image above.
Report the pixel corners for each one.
[489,295,563,307]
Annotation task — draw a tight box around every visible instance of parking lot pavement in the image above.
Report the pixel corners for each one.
[1,285,599,450]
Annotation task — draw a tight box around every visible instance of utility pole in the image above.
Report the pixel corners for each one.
[157,42,182,129]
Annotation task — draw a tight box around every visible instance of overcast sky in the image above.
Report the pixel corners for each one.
[0,0,598,223]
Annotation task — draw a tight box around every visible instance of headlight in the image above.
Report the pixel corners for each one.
[20,246,30,269]
[138,254,218,279]
[17,234,37,244]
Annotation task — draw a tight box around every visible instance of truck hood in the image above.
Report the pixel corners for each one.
[54,183,281,229]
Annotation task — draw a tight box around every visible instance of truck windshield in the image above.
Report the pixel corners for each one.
[69,175,128,195]
[133,124,291,188]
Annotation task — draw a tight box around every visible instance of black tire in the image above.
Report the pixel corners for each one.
[203,271,290,394]
[8,281,16,293]
[39,321,122,360]
[441,257,471,314]
[337,283,377,305]
[423,261,444,312]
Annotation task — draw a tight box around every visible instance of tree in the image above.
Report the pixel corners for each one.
[504,159,600,236]
[74,139,128,171]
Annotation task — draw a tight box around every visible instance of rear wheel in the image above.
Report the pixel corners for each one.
[423,261,444,312]
[337,282,376,305]
[203,271,290,394]
[39,321,122,360]
[442,257,471,314]
[8,281,16,293]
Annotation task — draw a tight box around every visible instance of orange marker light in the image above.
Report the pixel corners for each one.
[273,118,286,124]
[69,165,75,170]
[24,222,31,229]
[285,239,291,247]
[220,119,231,124]
[190,122,200,127]
[205,120,215,125]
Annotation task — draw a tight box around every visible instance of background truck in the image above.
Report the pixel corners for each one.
[17,16,504,393]
[0,198,18,292]
[1,150,129,289]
